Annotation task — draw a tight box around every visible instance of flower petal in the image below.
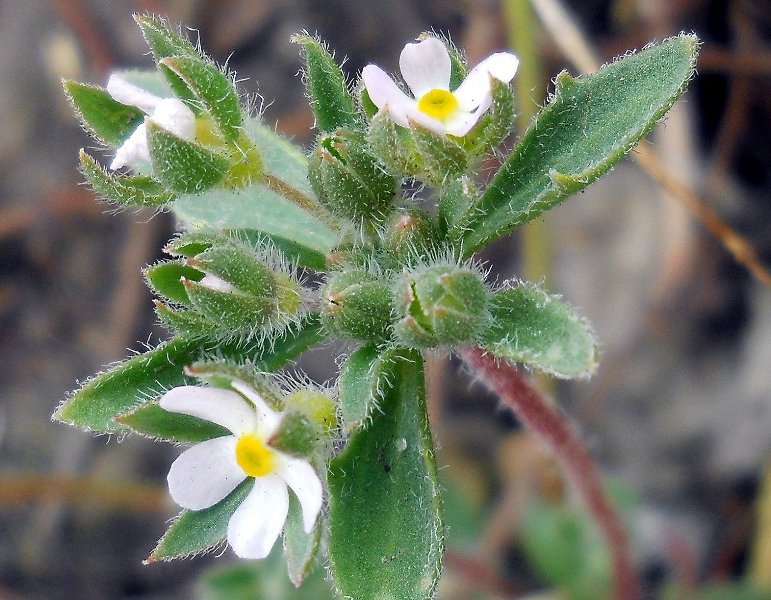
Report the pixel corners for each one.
[149,98,196,141]
[159,386,258,437]
[405,107,448,136]
[106,75,162,114]
[454,52,519,111]
[399,38,451,97]
[444,109,484,137]
[276,455,322,533]
[362,65,415,127]
[227,474,289,559]
[230,380,281,437]
[110,121,150,170]
[167,436,245,510]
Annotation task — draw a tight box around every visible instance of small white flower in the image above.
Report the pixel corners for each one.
[159,380,323,559]
[362,37,519,137]
[106,75,196,170]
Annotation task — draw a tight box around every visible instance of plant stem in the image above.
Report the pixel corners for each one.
[458,346,640,600]
[263,173,342,233]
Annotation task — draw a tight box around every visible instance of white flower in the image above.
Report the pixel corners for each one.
[362,37,519,137]
[106,75,196,170]
[159,380,323,559]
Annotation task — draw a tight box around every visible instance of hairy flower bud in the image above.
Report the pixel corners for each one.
[394,263,489,348]
[308,129,396,227]
[382,208,440,264]
[321,269,394,342]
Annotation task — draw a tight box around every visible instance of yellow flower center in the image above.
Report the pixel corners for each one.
[235,434,276,478]
[416,89,459,122]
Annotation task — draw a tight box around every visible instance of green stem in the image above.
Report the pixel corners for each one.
[263,173,343,233]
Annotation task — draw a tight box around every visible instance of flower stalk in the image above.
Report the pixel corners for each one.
[458,346,640,600]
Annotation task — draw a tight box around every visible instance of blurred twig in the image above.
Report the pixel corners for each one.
[51,0,115,75]
[0,474,170,513]
[530,0,771,288]
[445,551,523,599]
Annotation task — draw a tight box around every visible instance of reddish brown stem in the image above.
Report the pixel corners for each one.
[458,346,640,600]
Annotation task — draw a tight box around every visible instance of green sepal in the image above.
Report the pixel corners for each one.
[184,279,275,330]
[321,269,394,343]
[463,77,516,156]
[164,230,221,258]
[338,344,398,431]
[193,243,277,298]
[116,402,229,443]
[479,283,598,378]
[358,85,378,119]
[393,264,489,348]
[145,260,204,305]
[64,81,144,146]
[367,110,417,175]
[455,34,699,256]
[79,150,176,207]
[438,176,477,238]
[154,302,219,338]
[292,33,360,132]
[410,122,468,186]
[133,13,201,112]
[147,121,230,193]
[283,493,322,587]
[148,479,255,561]
[268,411,317,457]
[328,349,444,600]
[160,56,242,141]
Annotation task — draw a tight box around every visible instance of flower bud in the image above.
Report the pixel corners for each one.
[308,129,396,226]
[382,208,440,265]
[284,389,337,435]
[321,269,393,342]
[393,264,489,348]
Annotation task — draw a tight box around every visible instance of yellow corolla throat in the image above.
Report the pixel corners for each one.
[235,434,277,478]
[416,89,459,123]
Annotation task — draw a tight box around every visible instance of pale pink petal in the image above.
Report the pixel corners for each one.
[159,386,258,436]
[454,52,519,111]
[167,436,244,510]
[276,455,322,533]
[106,74,162,114]
[110,121,150,170]
[198,273,236,293]
[227,474,289,559]
[149,98,196,140]
[230,380,281,436]
[399,38,451,97]
[362,65,415,127]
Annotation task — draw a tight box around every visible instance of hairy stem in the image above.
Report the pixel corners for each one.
[458,346,640,600]
[263,173,342,233]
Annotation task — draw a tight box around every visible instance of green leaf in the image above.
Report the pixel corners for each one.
[149,479,254,561]
[145,260,203,305]
[160,56,242,141]
[292,33,360,132]
[172,118,339,255]
[239,230,328,271]
[338,345,399,431]
[479,284,598,378]
[328,349,444,600]
[147,121,230,193]
[455,34,699,255]
[55,314,324,433]
[64,81,144,146]
[283,493,321,587]
[54,337,200,432]
[79,150,176,207]
[116,402,229,443]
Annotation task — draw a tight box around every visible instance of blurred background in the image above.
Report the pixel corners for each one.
[1,0,770,598]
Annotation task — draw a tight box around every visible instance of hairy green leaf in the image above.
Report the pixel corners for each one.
[455,35,699,255]
[328,349,444,600]
[338,345,399,431]
[79,150,175,207]
[283,493,321,587]
[480,284,598,378]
